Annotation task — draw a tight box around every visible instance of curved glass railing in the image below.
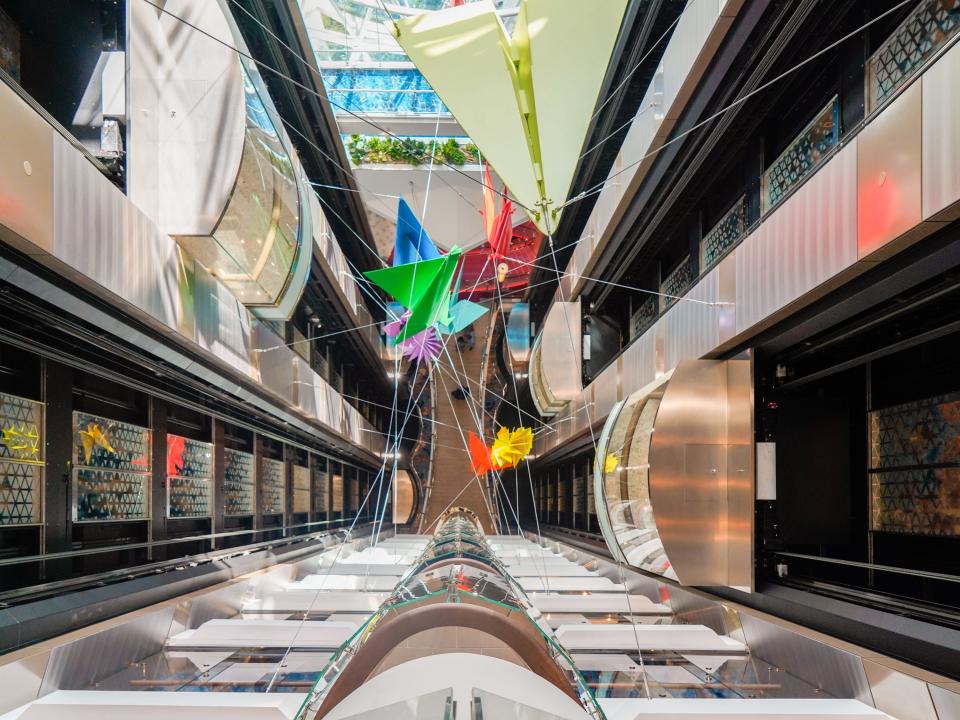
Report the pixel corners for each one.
[593,377,678,581]
[178,67,310,318]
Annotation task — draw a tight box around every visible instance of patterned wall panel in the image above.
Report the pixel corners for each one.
[72,412,151,522]
[332,473,344,513]
[313,467,329,514]
[868,0,960,110]
[167,435,213,519]
[74,468,149,522]
[870,394,960,537]
[224,448,255,516]
[660,255,696,311]
[0,393,44,525]
[293,464,310,514]
[762,97,840,212]
[260,456,285,515]
[701,196,746,271]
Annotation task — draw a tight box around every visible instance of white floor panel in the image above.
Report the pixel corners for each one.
[0,691,306,720]
[245,590,391,613]
[291,574,399,591]
[519,576,625,592]
[530,593,670,614]
[598,698,894,720]
[167,619,357,649]
[555,624,747,653]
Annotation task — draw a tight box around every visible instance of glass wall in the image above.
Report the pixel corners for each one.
[178,69,302,308]
[594,378,678,581]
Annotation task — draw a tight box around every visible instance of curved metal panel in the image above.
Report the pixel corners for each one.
[506,302,531,370]
[529,300,582,416]
[648,359,753,589]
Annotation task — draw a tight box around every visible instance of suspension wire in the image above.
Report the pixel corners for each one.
[543,229,650,694]
[492,274,550,588]
[589,2,688,122]
[190,0,529,209]
[557,0,914,214]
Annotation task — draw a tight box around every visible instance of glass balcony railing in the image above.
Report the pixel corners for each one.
[761,95,840,213]
[700,195,746,272]
[659,255,696,312]
[868,0,960,111]
[629,294,657,341]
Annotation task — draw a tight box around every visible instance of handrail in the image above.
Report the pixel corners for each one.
[0,518,354,567]
[0,522,373,606]
[773,551,960,584]
[0,67,114,178]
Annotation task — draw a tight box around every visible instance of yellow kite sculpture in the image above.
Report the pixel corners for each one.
[490,426,534,469]
[395,0,628,234]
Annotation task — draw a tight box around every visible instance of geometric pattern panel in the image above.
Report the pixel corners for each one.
[0,461,41,525]
[868,0,960,110]
[313,467,329,515]
[74,468,149,522]
[871,468,960,537]
[0,392,43,464]
[167,476,211,518]
[762,96,839,212]
[72,412,150,523]
[224,448,255,517]
[73,412,151,471]
[167,435,213,518]
[701,195,746,271]
[260,457,285,515]
[870,393,960,537]
[167,435,213,478]
[292,464,310,514]
[332,473,344,513]
[629,294,657,341]
[869,394,960,469]
[660,254,696,312]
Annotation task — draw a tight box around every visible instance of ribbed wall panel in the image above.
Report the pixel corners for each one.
[620,325,658,396]
[921,40,960,219]
[735,141,858,335]
[663,267,720,370]
[54,136,181,335]
[592,358,620,423]
[661,0,721,119]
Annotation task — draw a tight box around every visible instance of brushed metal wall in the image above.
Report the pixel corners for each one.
[648,359,753,590]
[0,81,53,254]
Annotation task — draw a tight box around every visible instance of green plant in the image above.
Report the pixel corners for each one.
[345,135,480,168]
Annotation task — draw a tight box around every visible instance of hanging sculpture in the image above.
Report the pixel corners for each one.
[469,427,534,473]
[399,326,443,364]
[368,199,487,349]
[394,0,628,234]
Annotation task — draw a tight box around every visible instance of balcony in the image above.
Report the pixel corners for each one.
[761,96,840,213]
[701,195,747,272]
[868,0,960,111]
[660,255,696,312]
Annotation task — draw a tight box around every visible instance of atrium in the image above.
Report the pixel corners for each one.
[0,0,958,718]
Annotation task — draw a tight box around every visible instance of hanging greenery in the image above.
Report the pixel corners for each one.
[346,135,479,167]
